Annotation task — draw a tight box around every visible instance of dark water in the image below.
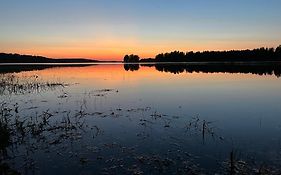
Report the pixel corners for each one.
[1,63,281,174]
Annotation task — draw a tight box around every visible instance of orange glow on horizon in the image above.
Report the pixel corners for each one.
[1,40,280,61]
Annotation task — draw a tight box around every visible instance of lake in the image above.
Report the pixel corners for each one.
[1,63,281,174]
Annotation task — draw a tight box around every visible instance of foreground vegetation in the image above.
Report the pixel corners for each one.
[1,73,281,174]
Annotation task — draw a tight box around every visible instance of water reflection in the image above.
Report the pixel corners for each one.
[124,64,140,71]
[1,64,281,174]
[124,62,281,77]
[0,64,92,74]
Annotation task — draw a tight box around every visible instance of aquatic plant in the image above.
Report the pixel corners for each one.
[0,74,67,95]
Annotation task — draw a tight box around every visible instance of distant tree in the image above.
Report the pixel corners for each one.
[139,58,155,62]
[155,53,164,62]
[276,45,281,58]
[124,55,129,62]
[123,54,140,62]
[132,54,140,62]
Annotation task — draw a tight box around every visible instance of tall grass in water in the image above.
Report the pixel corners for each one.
[0,73,67,95]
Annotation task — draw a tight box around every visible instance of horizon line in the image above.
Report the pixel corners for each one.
[1,44,280,61]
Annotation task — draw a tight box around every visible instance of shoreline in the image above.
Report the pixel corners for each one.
[1,61,281,66]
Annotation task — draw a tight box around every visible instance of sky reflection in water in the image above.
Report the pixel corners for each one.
[1,64,281,174]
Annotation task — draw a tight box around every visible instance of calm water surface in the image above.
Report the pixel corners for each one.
[1,64,281,174]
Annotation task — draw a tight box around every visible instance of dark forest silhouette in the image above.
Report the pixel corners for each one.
[124,45,281,63]
[123,54,140,63]
[0,53,98,63]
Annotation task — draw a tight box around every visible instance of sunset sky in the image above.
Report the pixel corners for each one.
[1,0,281,60]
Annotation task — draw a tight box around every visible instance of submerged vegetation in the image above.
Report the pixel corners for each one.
[1,97,280,174]
[0,73,67,95]
[0,71,281,174]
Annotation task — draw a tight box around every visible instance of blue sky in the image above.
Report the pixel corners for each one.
[0,0,281,60]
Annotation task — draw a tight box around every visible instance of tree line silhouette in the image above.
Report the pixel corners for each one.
[0,53,98,63]
[124,45,281,62]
